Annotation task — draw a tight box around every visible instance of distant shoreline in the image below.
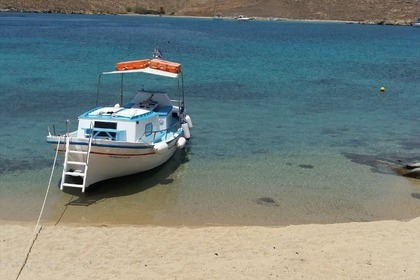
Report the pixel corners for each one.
[0,9,415,26]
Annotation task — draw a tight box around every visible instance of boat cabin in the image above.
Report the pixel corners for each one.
[77,91,176,143]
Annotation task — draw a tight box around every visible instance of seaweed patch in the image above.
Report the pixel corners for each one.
[254,197,279,207]
[298,164,314,169]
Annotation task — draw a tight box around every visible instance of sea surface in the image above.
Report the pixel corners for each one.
[0,13,419,226]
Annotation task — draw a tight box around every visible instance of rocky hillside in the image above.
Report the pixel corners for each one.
[0,0,418,25]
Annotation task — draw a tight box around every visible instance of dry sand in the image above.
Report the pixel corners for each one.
[1,218,419,279]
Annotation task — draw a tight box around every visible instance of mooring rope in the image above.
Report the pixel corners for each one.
[15,136,62,280]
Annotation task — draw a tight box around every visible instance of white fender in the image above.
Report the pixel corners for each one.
[177,137,187,149]
[182,123,191,139]
[153,141,168,154]
[185,115,193,128]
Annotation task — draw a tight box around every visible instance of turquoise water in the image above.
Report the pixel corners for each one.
[0,13,419,226]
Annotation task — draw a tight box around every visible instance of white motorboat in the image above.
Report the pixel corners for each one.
[415,1,420,27]
[236,15,250,21]
[47,55,193,192]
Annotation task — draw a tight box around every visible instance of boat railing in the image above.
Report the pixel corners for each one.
[83,127,125,141]
[48,119,74,137]
[138,121,180,145]
[170,99,182,108]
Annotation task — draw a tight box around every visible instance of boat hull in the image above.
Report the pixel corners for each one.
[47,136,180,189]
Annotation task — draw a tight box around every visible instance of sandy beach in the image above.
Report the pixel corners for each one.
[1,218,419,279]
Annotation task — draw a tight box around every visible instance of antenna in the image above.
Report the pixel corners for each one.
[153,45,162,59]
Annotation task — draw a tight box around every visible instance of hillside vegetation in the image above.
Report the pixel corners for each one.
[0,0,417,25]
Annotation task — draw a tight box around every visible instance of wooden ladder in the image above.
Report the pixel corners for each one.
[60,135,92,193]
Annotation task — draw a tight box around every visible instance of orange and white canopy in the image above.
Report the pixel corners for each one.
[103,58,181,78]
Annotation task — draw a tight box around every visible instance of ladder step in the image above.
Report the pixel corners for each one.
[67,161,87,166]
[68,150,88,155]
[64,171,86,177]
[62,183,84,188]
[60,135,92,192]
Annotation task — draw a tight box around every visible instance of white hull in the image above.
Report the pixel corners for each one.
[414,16,420,27]
[48,135,180,188]
[236,15,250,21]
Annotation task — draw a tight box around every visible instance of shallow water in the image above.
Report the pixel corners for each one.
[0,13,419,226]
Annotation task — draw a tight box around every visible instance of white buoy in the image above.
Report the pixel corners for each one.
[182,123,191,139]
[177,137,187,149]
[153,141,168,154]
[185,115,193,128]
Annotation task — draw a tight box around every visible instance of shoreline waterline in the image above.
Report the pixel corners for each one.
[119,13,414,26]
[1,152,419,227]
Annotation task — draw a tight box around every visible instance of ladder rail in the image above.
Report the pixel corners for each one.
[60,122,94,192]
[82,135,93,192]
[60,136,70,191]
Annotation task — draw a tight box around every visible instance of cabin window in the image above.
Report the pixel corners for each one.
[145,123,153,136]
[94,121,117,139]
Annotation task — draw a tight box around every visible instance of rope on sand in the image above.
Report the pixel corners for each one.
[15,136,62,280]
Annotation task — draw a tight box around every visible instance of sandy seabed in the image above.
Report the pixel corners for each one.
[1,218,420,279]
